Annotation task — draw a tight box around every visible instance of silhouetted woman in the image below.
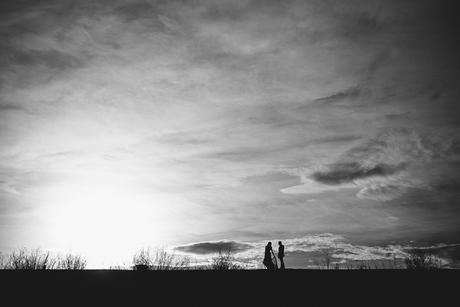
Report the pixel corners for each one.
[263,242,275,270]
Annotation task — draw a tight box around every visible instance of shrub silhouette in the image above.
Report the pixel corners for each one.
[209,250,243,270]
[0,252,5,269]
[132,248,153,269]
[132,248,190,270]
[404,249,442,270]
[0,248,87,270]
[56,253,87,270]
[4,248,57,270]
[320,249,333,269]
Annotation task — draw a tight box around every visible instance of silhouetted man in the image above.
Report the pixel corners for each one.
[278,241,285,269]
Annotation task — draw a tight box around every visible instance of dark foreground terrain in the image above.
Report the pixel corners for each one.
[1,270,457,306]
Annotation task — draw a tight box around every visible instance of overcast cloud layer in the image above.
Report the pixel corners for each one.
[1,0,460,267]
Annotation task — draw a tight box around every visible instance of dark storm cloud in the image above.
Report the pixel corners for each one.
[311,162,406,185]
[174,241,253,255]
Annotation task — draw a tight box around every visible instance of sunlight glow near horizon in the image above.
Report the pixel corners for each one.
[35,171,192,267]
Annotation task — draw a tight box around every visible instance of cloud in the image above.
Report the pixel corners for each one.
[283,128,460,200]
[281,178,356,195]
[174,240,253,255]
[311,162,406,185]
[355,182,406,201]
[0,180,20,195]
[311,135,362,144]
[314,86,361,104]
[6,49,84,69]
[0,104,24,113]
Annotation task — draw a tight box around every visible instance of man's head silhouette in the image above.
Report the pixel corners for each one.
[279,241,282,245]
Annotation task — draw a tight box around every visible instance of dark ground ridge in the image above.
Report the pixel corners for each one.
[1,270,458,306]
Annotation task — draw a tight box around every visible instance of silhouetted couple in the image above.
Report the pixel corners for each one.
[263,241,285,270]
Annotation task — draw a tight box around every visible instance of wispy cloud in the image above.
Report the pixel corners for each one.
[283,128,460,201]
[314,86,361,105]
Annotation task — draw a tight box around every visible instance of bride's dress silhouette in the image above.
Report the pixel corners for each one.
[263,242,278,270]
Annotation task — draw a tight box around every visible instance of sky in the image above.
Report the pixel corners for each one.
[1,0,460,268]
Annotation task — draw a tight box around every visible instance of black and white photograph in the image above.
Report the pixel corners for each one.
[1,0,459,305]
